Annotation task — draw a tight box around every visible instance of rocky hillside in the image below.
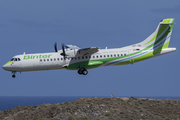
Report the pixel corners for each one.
[0,97,180,120]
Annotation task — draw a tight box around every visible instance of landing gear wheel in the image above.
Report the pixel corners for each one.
[78,67,88,75]
[78,68,83,74]
[12,75,16,78]
[82,70,88,75]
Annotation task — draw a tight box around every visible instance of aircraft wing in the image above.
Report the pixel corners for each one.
[78,47,99,56]
[62,45,99,58]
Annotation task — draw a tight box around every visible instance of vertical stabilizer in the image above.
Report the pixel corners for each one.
[140,18,174,55]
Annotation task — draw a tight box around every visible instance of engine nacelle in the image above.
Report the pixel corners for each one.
[65,49,78,58]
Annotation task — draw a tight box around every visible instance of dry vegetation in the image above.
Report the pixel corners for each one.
[0,97,180,120]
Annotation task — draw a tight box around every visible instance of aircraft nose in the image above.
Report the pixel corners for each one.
[2,64,8,70]
[2,62,12,71]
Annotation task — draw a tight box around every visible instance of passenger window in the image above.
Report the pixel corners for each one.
[117,54,119,57]
[82,57,84,59]
[54,58,56,61]
[78,57,80,59]
[71,58,73,60]
[96,56,98,58]
[86,56,88,59]
[40,59,42,62]
[93,56,95,58]
[107,55,109,57]
[100,55,102,58]
[104,55,106,57]
[74,57,76,59]
[114,54,116,57]
[61,58,63,60]
[111,55,113,57]
[121,54,123,56]
[89,56,91,58]
[57,58,59,61]
[44,59,46,61]
[51,59,52,61]
[47,59,49,61]
[124,54,126,56]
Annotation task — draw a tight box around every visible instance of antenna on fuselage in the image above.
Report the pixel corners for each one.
[23,52,25,55]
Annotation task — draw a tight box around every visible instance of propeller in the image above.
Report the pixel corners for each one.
[54,42,58,52]
[60,43,66,60]
[54,42,66,60]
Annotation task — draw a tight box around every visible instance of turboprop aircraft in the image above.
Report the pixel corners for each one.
[2,18,176,78]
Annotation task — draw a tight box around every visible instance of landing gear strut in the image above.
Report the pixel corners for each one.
[78,67,88,75]
[12,72,16,78]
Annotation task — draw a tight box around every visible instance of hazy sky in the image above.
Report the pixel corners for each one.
[1,0,180,97]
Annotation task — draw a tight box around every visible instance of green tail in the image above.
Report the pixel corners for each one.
[140,18,174,53]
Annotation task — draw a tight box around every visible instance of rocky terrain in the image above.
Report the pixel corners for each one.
[0,97,180,120]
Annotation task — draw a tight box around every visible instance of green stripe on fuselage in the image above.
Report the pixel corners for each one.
[106,26,172,66]
[65,55,129,70]
[65,23,173,70]
[4,61,16,66]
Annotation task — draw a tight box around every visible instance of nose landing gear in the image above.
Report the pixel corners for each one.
[12,72,16,78]
[78,67,88,75]
[12,75,16,78]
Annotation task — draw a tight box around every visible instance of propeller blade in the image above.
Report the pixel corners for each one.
[62,43,65,54]
[60,43,66,63]
[54,42,57,52]
[61,43,66,56]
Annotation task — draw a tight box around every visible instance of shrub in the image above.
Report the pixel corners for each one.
[120,112,124,114]
[76,116,92,120]
[141,99,147,102]
[66,107,71,110]
[68,116,75,120]
[36,118,45,120]
[105,112,111,116]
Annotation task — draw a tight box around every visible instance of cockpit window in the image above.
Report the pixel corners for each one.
[10,58,14,61]
[10,58,21,61]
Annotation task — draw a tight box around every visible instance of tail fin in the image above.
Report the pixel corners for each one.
[140,18,175,55]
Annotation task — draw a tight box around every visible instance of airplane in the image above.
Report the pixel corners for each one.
[2,18,176,78]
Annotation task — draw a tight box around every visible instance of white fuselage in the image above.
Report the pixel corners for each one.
[3,47,131,72]
[3,46,176,73]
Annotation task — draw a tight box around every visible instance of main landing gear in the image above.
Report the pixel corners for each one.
[78,67,88,75]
